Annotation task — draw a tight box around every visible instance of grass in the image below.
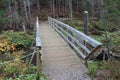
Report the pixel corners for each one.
[88,61,100,76]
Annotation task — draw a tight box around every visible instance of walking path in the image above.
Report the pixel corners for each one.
[40,21,91,80]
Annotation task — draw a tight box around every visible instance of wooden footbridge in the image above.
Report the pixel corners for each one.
[35,17,102,80]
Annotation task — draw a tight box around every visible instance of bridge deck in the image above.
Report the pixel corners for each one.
[40,21,91,80]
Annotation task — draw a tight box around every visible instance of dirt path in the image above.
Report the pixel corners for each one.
[40,21,91,80]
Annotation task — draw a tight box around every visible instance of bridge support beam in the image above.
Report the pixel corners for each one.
[36,47,41,80]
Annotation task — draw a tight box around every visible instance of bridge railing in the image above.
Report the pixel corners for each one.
[36,17,41,47]
[48,17,102,61]
[35,17,42,78]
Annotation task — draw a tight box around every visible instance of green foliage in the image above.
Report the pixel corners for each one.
[104,0,120,29]
[94,30,120,55]
[3,64,18,76]
[88,60,120,80]
[2,63,18,76]
[89,19,117,32]
[15,74,37,80]
[0,9,4,16]
[0,0,8,3]
[0,9,5,25]
[1,59,46,80]
[3,31,34,49]
[90,20,104,31]
[0,0,16,4]
[88,61,100,76]
[102,60,120,80]
[14,73,46,80]
[105,0,120,19]
[65,20,84,31]
[23,65,36,74]
[3,73,46,80]
[1,52,23,77]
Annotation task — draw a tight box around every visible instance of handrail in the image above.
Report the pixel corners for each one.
[36,17,41,47]
[48,17,102,60]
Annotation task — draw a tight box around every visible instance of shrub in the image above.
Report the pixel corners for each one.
[3,31,34,49]
[3,65,17,77]
[2,62,19,77]
[94,30,120,55]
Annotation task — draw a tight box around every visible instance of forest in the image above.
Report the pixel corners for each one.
[0,0,120,80]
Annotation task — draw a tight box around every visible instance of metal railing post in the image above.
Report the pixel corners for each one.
[36,47,41,80]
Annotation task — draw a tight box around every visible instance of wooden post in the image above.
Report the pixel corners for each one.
[36,47,41,80]
[84,11,89,35]
[84,11,89,67]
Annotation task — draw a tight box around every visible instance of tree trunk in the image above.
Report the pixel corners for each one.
[27,0,31,20]
[37,0,40,15]
[8,0,12,27]
[68,0,72,21]
[14,1,19,30]
[23,0,29,23]
[52,0,55,18]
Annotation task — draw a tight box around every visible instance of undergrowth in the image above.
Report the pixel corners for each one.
[88,60,120,80]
